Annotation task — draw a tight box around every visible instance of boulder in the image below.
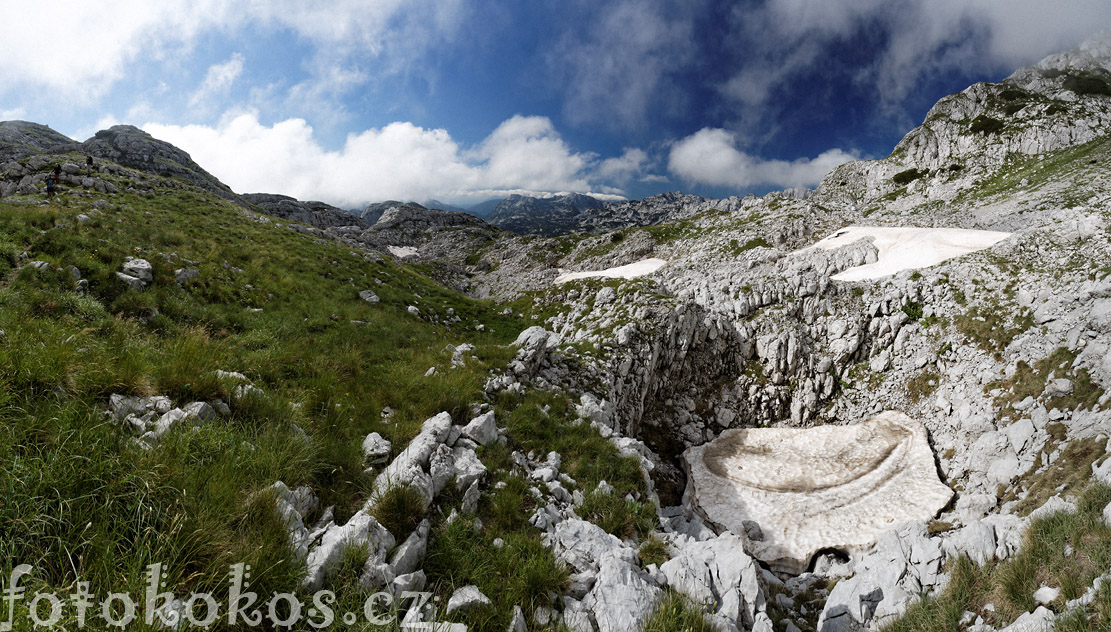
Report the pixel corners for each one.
[461,411,498,446]
[389,519,430,576]
[302,510,394,591]
[660,533,766,630]
[174,268,199,284]
[362,432,392,464]
[583,550,661,632]
[445,585,491,615]
[367,412,452,509]
[817,522,945,631]
[122,258,153,282]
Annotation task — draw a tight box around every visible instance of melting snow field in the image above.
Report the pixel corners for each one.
[387,245,419,258]
[807,226,1012,281]
[554,258,667,284]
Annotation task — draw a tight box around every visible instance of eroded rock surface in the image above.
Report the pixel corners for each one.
[684,411,952,573]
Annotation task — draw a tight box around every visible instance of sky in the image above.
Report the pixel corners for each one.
[1,1,1110,209]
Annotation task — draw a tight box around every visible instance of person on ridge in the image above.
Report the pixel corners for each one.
[45,174,56,201]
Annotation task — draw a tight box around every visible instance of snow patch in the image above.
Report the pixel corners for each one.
[806,226,1012,281]
[554,258,667,284]
[388,245,419,258]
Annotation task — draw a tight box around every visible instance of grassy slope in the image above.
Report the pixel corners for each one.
[0,162,654,631]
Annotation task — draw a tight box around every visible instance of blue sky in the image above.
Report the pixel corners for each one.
[1,1,1109,208]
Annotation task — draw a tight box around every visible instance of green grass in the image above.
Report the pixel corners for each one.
[642,591,718,632]
[884,484,1111,631]
[987,347,1105,419]
[726,237,769,256]
[954,303,1034,359]
[423,517,569,631]
[638,535,671,568]
[0,167,534,618]
[578,490,657,539]
[369,483,427,539]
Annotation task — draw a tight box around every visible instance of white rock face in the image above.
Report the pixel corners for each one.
[683,411,952,573]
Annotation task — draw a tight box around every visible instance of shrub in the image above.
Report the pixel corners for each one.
[970,115,1005,135]
[643,591,717,632]
[1063,73,1111,96]
[893,168,925,185]
[638,535,670,567]
[901,301,923,320]
[579,490,656,539]
[370,483,426,538]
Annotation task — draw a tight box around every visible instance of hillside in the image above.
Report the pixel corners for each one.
[0,35,1110,632]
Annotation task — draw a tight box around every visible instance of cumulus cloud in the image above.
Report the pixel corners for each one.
[668,128,857,189]
[145,112,632,206]
[189,54,245,109]
[0,0,465,101]
[598,149,652,183]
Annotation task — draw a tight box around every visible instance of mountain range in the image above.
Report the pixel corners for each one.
[1,33,1111,632]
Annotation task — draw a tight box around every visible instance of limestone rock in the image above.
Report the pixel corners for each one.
[817,522,945,631]
[583,550,661,632]
[445,585,491,615]
[462,411,498,446]
[684,411,952,573]
[660,533,766,630]
[302,510,393,591]
[361,432,392,464]
[121,258,153,282]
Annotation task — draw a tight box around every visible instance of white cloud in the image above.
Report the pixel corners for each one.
[668,128,857,189]
[726,0,1111,119]
[551,0,698,129]
[189,54,244,108]
[144,112,632,206]
[598,149,652,183]
[0,1,466,102]
[0,1,232,101]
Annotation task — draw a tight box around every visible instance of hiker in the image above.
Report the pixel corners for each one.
[53,163,61,180]
[86,155,94,170]
[45,174,56,201]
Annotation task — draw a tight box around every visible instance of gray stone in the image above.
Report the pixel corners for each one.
[122,258,153,282]
[584,550,662,632]
[182,401,215,424]
[367,411,452,509]
[660,533,765,628]
[389,519,430,576]
[174,268,199,284]
[508,605,528,632]
[359,289,380,303]
[996,606,1054,632]
[1045,378,1074,397]
[445,585,491,615]
[547,519,635,574]
[452,446,487,491]
[361,432,392,464]
[1032,585,1059,606]
[302,510,393,591]
[942,520,997,565]
[817,522,945,631]
[462,411,498,446]
[390,570,426,596]
[116,272,147,290]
